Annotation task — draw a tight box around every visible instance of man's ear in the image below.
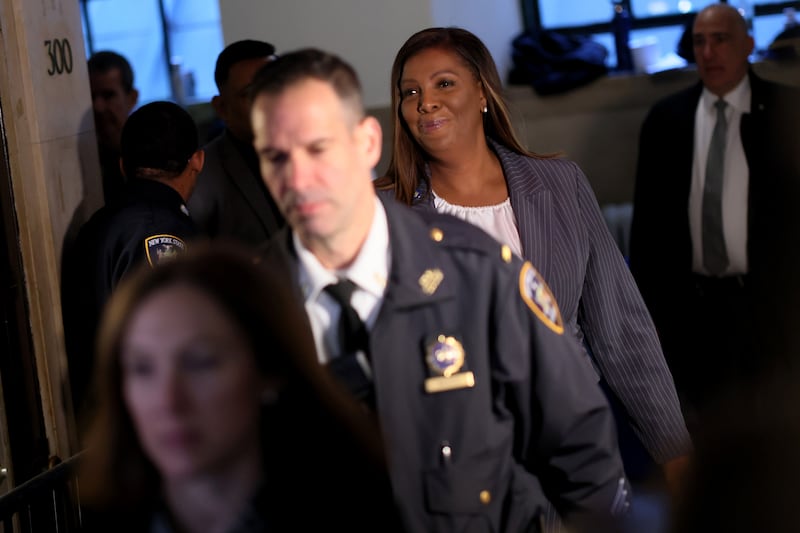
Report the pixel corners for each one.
[189,149,205,174]
[359,115,382,170]
[126,88,139,114]
[745,34,755,56]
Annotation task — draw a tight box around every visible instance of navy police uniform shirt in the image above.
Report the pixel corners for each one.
[262,195,629,533]
[62,178,197,414]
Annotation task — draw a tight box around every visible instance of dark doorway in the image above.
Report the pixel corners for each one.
[0,96,51,487]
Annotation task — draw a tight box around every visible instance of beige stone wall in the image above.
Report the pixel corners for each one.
[0,0,99,463]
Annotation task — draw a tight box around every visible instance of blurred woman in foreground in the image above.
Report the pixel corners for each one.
[78,242,403,532]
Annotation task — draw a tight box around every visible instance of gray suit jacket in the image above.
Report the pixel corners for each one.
[188,130,282,248]
[410,139,691,463]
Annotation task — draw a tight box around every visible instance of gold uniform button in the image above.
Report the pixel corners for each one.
[430,228,444,242]
[479,490,491,504]
[501,244,512,263]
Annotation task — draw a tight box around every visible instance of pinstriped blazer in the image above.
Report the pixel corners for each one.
[408,139,692,463]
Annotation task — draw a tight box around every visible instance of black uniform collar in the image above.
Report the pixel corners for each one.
[122,178,189,214]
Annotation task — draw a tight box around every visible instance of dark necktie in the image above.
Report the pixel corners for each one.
[323,279,374,405]
[702,99,729,276]
[325,279,370,358]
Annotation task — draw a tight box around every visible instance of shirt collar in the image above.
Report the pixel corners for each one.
[701,74,751,114]
[294,196,390,303]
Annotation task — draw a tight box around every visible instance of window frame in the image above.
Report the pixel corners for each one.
[521,0,797,44]
[80,0,182,102]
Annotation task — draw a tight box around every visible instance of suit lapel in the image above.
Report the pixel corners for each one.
[219,132,280,234]
[492,141,553,281]
[676,85,701,203]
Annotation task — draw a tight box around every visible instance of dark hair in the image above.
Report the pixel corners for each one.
[120,101,199,179]
[249,47,364,120]
[88,50,135,94]
[376,27,551,204]
[78,242,390,519]
[214,39,277,91]
[80,243,288,510]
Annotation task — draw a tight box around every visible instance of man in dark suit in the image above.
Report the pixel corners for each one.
[629,3,800,432]
[250,48,630,532]
[188,40,284,249]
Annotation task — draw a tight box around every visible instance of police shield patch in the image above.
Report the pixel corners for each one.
[144,234,186,266]
[519,262,564,334]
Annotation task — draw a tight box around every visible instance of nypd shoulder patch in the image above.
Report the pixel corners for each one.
[519,261,564,335]
[144,234,186,266]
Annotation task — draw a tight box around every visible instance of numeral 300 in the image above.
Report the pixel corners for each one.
[44,38,73,76]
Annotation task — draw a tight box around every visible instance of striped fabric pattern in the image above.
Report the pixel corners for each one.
[415,140,692,463]
[498,141,691,462]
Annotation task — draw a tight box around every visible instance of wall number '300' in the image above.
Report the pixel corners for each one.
[44,39,73,75]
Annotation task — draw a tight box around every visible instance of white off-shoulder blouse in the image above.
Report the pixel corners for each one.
[432,191,524,259]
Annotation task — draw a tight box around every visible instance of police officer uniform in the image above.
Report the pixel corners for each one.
[262,195,629,532]
[62,178,197,414]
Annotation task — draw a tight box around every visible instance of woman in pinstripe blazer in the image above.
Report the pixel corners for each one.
[375,27,692,498]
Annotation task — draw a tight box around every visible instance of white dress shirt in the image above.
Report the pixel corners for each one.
[689,76,751,275]
[295,196,391,365]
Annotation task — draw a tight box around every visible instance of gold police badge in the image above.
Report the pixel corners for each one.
[424,335,475,393]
